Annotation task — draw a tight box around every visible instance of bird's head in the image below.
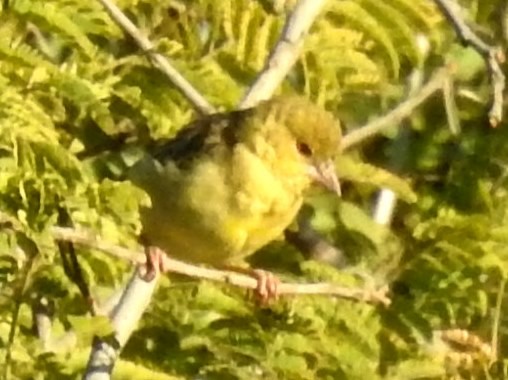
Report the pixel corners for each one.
[257,96,342,195]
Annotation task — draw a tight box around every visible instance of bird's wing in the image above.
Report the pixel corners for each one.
[152,109,253,168]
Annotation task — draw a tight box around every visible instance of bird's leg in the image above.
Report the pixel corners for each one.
[251,269,280,304]
[222,266,280,304]
[140,235,168,281]
[143,245,159,281]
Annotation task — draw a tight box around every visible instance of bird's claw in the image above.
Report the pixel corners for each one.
[251,269,280,305]
[142,245,168,282]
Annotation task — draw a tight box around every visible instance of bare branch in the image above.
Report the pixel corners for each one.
[97,0,215,115]
[432,0,506,126]
[83,268,158,380]
[51,226,391,306]
[31,296,53,351]
[31,296,78,354]
[239,0,328,108]
[52,226,138,264]
[341,68,450,151]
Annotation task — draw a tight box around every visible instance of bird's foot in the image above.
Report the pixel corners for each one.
[221,266,280,304]
[142,245,168,282]
[250,269,280,305]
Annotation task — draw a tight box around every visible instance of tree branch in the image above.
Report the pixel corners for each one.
[432,0,505,126]
[83,268,158,380]
[239,0,328,108]
[97,0,215,115]
[341,68,450,150]
[31,296,54,351]
[51,226,390,306]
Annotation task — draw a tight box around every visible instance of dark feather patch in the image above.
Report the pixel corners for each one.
[152,109,251,168]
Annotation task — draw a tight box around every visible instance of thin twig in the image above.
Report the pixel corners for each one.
[97,0,215,115]
[341,68,449,150]
[51,226,391,306]
[432,0,506,126]
[52,226,138,264]
[3,247,37,380]
[239,0,328,108]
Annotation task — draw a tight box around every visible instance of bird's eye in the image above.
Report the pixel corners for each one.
[297,142,312,157]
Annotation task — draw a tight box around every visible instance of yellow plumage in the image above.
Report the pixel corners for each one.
[130,96,341,266]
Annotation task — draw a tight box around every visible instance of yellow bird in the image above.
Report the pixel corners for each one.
[130,96,341,300]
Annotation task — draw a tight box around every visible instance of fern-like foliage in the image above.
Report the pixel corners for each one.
[2,0,507,379]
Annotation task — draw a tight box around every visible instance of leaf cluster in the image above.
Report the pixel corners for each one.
[1,0,508,379]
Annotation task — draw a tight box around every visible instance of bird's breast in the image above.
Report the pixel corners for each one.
[140,144,309,265]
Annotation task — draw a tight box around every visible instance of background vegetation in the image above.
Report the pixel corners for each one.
[0,0,507,379]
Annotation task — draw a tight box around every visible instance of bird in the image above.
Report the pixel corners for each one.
[129,95,341,301]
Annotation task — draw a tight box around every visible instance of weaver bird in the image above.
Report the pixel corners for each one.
[130,96,341,301]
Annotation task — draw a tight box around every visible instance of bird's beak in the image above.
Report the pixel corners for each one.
[308,159,341,196]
